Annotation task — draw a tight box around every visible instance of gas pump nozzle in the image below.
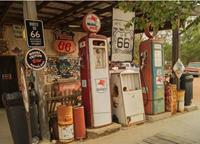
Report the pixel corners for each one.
[140,51,147,70]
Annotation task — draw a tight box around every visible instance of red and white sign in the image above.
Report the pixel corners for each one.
[54,40,76,54]
[95,79,107,93]
[82,14,101,33]
[54,29,76,54]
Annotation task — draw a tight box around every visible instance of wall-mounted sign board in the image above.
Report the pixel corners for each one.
[25,48,47,70]
[25,19,45,47]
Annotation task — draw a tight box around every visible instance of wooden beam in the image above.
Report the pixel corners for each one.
[10,7,57,17]
[23,1,50,140]
[37,1,50,11]
[45,1,91,25]
[45,6,67,11]
[55,2,112,25]
[0,2,13,25]
[55,5,112,27]
[55,1,77,6]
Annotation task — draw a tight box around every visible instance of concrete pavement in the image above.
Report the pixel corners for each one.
[79,107,200,144]
[1,105,200,144]
[0,109,13,144]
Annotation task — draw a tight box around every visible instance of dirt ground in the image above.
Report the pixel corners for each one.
[193,77,200,105]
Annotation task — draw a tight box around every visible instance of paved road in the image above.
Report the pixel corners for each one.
[80,108,200,144]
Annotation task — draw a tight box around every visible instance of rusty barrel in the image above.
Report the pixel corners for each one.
[57,105,73,125]
[170,84,177,114]
[57,105,74,142]
[165,84,171,112]
[177,90,185,112]
[73,106,86,140]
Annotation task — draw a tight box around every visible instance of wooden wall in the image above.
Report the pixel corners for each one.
[3,25,86,57]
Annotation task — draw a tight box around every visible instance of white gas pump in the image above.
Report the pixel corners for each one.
[79,14,112,127]
[110,68,145,126]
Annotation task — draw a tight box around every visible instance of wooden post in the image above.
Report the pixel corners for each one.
[172,22,180,89]
[0,27,3,39]
[23,1,50,141]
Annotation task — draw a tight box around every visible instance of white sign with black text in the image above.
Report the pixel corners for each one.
[111,8,134,62]
[25,19,45,47]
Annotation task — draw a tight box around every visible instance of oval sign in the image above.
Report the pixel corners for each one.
[25,48,47,70]
[82,13,101,33]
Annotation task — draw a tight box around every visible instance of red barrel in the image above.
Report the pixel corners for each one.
[73,106,86,139]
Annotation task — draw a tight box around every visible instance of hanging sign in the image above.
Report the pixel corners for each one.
[25,48,47,70]
[54,29,76,54]
[111,8,134,62]
[82,13,101,33]
[25,19,45,47]
[173,58,185,78]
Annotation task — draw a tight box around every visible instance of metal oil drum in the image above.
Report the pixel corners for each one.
[57,105,74,142]
[57,105,73,125]
[58,124,74,143]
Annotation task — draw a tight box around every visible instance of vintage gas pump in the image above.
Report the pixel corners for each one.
[79,14,112,127]
[110,68,145,126]
[139,25,165,115]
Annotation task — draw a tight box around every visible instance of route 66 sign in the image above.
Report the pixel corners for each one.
[113,30,133,54]
[54,40,76,54]
[25,19,45,47]
[111,8,134,62]
[53,29,76,54]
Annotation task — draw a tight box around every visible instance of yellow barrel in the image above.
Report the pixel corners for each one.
[177,90,185,112]
[57,105,73,125]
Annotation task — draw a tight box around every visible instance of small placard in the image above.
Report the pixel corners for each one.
[173,58,185,78]
[25,48,47,70]
[95,79,107,93]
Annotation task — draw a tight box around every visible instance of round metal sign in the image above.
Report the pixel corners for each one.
[25,48,47,70]
[82,13,101,33]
